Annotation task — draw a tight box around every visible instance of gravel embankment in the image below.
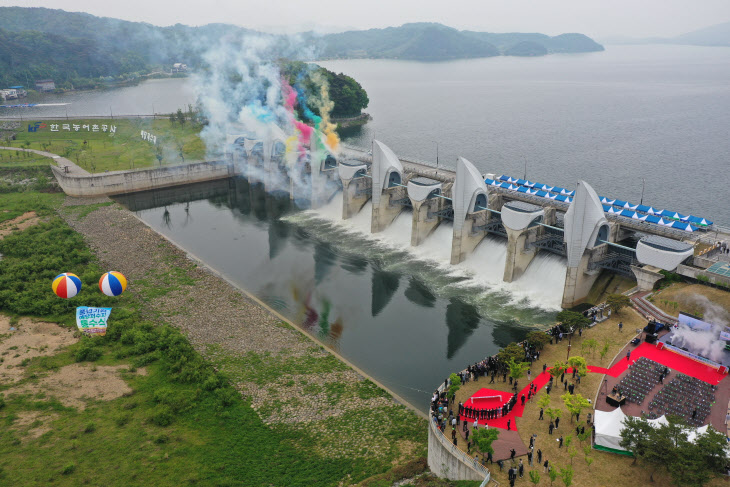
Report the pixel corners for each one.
[59,200,420,457]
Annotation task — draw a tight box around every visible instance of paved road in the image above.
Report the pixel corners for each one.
[0,146,90,176]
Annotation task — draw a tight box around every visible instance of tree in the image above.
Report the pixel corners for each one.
[447,372,461,401]
[526,330,551,350]
[546,407,562,423]
[508,357,530,382]
[568,445,578,465]
[556,310,591,332]
[619,415,653,465]
[567,356,588,378]
[577,427,590,445]
[537,392,551,410]
[497,342,526,365]
[529,470,540,485]
[548,465,559,486]
[599,340,611,363]
[471,427,499,463]
[549,361,567,380]
[176,108,186,127]
[606,293,631,314]
[169,112,176,126]
[583,446,594,471]
[667,426,728,487]
[581,338,598,357]
[560,465,574,487]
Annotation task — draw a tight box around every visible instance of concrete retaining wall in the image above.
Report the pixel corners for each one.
[51,161,236,197]
[427,418,490,482]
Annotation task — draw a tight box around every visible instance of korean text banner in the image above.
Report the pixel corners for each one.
[76,306,112,336]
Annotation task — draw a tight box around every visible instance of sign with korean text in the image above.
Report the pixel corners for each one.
[75,306,112,336]
[28,122,117,134]
[140,130,157,144]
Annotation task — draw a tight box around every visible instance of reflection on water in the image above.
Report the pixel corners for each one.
[371,267,401,317]
[115,177,556,410]
[445,298,481,360]
[404,277,436,309]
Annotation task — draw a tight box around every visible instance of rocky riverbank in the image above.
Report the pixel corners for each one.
[59,196,428,475]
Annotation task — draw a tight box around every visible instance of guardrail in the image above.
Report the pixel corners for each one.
[429,416,491,479]
[433,383,491,480]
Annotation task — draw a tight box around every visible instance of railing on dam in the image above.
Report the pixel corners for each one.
[429,417,491,480]
[429,383,491,482]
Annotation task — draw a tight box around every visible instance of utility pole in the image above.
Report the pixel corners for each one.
[435,141,439,176]
[639,178,646,206]
[566,332,573,361]
[523,156,527,180]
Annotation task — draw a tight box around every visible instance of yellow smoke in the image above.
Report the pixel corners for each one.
[310,71,340,151]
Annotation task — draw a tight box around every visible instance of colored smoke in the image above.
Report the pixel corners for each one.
[668,297,730,363]
[191,33,339,197]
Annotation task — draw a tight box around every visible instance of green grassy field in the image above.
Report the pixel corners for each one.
[0,186,455,486]
[0,150,53,167]
[6,118,206,172]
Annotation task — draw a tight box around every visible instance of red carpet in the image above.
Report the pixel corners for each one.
[602,342,726,385]
[457,344,726,432]
[460,370,553,431]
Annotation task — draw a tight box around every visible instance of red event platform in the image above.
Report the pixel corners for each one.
[458,342,726,432]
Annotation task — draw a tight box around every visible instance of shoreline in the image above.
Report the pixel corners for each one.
[122,204,426,419]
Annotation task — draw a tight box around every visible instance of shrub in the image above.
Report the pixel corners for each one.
[74,339,102,362]
[84,422,96,434]
[0,393,5,409]
[149,405,174,427]
[215,388,239,408]
[525,330,551,350]
[61,463,76,475]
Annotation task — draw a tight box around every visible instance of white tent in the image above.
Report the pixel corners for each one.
[595,410,720,453]
[594,407,629,451]
[647,415,669,429]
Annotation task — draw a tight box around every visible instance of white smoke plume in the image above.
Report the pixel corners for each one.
[668,295,730,363]
[190,32,332,198]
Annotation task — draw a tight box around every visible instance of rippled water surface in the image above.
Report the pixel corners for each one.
[58,43,730,409]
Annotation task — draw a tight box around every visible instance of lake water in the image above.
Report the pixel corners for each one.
[34,44,730,409]
[322,44,730,225]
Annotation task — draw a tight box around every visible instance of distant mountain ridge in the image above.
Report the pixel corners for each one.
[318,23,604,61]
[602,20,730,47]
[0,7,604,89]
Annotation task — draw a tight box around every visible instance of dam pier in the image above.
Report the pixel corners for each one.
[50,133,730,310]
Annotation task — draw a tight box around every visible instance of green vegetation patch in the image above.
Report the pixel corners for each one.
[0,192,63,223]
[207,344,350,386]
[9,117,205,173]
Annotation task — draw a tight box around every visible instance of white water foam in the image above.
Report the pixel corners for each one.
[292,192,566,312]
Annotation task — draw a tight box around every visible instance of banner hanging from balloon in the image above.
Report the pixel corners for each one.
[75,306,112,336]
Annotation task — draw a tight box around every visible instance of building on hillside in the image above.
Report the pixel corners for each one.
[35,79,56,92]
[172,63,188,73]
[9,86,27,98]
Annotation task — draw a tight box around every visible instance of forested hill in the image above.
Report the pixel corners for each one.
[0,6,263,89]
[0,7,604,90]
[318,23,604,60]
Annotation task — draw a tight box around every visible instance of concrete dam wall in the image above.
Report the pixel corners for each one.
[51,160,236,197]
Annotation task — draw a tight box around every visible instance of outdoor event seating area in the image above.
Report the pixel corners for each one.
[616,357,666,405]
[648,373,715,426]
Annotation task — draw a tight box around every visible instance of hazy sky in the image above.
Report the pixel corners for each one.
[3,0,729,38]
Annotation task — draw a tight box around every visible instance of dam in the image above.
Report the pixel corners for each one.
[218,130,729,310]
[53,127,730,311]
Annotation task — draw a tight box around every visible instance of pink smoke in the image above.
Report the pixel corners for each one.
[283,82,297,112]
[295,121,313,145]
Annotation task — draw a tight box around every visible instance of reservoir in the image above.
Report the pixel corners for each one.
[22,43,730,409]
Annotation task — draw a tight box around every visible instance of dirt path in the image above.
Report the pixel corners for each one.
[0,211,39,239]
